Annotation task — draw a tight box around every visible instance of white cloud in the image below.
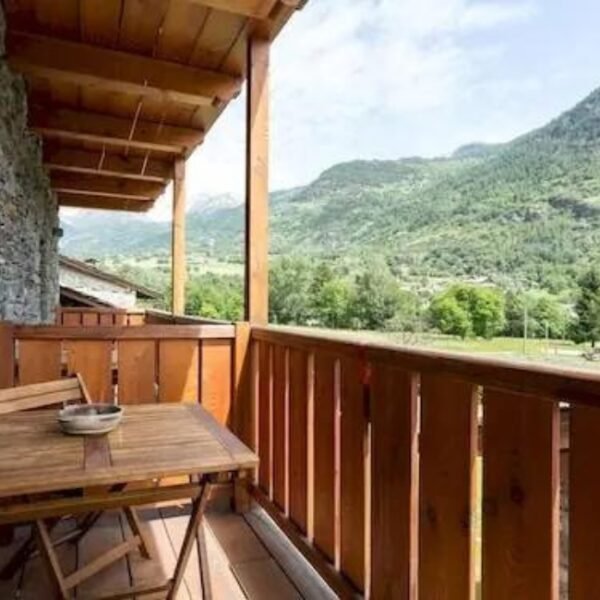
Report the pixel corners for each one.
[146,0,539,219]
[460,2,538,30]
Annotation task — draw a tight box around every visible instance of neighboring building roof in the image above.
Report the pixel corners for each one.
[59,285,116,308]
[59,256,159,300]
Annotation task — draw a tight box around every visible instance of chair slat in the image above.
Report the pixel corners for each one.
[0,377,80,404]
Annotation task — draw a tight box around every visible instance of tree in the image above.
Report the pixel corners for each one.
[468,286,506,338]
[312,276,353,329]
[570,269,600,347]
[269,257,314,325]
[429,284,505,339]
[429,294,471,338]
[349,258,406,330]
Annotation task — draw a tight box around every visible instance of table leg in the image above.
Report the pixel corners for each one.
[166,481,211,600]
[197,518,213,600]
[123,507,152,559]
[35,519,70,599]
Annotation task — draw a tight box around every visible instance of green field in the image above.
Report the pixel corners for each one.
[309,328,600,371]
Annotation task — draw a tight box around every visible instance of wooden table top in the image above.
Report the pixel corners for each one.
[0,404,257,498]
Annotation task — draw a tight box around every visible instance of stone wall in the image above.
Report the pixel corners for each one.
[0,6,58,324]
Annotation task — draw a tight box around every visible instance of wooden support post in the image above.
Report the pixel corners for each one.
[172,159,186,315]
[244,37,270,324]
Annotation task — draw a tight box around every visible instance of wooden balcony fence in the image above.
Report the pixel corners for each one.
[2,319,600,598]
[244,326,600,600]
[0,320,239,427]
[55,307,229,328]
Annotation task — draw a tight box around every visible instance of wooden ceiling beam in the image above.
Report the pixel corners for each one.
[57,193,153,213]
[186,0,278,18]
[30,106,203,154]
[7,31,242,107]
[50,172,165,200]
[43,147,173,183]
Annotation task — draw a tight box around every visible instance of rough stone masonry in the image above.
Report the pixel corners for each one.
[0,5,58,323]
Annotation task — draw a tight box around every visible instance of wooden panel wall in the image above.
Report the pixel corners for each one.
[200,339,232,425]
[18,340,62,385]
[9,327,235,422]
[158,340,199,404]
[65,340,113,402]
[118,340,157,404]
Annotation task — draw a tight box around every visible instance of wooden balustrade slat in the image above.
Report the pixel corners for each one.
[62,312,81,327]
[419,373,478,600]
[127,314,145,326]
[114,313,127,326]
[272,344,288,511]
[117,340,156,404]
[17,340,62,385]
[157,340,199,404]
[82,313,99,327]
[370,362,418,600]
[482,390,559,600]
[99,313,116,326]
[233,322,252,449]
[64,340,113,403]
[569,404,600,599]
[257,341,272,494]
[288,348,309,534]
[200,339,232,425]
[340,356,367,592]
[313,353,338,563]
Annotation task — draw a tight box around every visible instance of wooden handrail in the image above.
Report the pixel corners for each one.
[252,325,600,407]
[15,324,235,340]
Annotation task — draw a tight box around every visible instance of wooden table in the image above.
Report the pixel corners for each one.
[0,404,258,599]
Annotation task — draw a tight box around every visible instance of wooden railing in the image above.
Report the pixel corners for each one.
[244,326,600,599]
[0,322,238,426]
[56,307,230,328]
[56,307,147,327]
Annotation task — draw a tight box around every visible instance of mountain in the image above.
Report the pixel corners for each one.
[61,85,600,291]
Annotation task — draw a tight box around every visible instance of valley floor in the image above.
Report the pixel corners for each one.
[308,329,600,370]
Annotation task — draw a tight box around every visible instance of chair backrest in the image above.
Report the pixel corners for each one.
[0,374,91,415]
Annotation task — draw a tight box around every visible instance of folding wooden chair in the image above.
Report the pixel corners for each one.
[0,375,152,586]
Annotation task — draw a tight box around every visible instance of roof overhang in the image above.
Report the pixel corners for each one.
[4,0,306,212]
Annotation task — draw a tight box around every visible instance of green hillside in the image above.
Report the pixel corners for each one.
[62,85,600,293]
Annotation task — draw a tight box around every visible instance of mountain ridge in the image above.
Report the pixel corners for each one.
[61,85,600,292]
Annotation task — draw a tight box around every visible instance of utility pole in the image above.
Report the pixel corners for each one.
[523,298,528,354]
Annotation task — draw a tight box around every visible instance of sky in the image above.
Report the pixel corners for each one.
[129,0,600,220]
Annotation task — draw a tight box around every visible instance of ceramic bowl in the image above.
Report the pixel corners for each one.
[58,404,123,435]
